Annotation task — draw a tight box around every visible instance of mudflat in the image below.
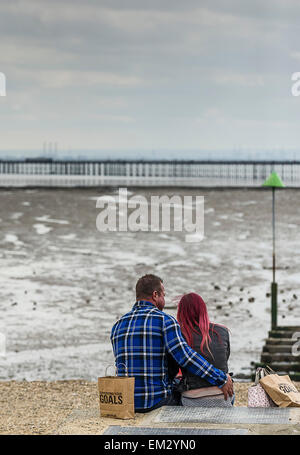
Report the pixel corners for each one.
[1,188,300,381]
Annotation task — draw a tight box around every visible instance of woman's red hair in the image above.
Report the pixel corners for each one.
[177,292,223,354]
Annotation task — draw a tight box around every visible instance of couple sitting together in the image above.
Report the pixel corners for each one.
[111,274,234,413]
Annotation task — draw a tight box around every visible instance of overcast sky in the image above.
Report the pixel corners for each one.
[1,0,300,159]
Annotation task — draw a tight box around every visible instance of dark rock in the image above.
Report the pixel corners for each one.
[216,305,222,310]
[293,294,297,300]
[248,297,255,303]
[214,285,220,290]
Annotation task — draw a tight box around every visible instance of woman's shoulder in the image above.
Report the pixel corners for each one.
[209,323,229,337]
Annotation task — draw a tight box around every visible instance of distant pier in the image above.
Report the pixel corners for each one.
[1,159,300,187]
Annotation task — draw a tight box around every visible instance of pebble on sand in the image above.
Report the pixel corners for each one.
[3,381,283,435]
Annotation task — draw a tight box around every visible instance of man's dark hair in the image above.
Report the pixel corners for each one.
[136,274,163,299]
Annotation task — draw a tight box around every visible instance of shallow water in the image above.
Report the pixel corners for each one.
[0,187,299,380]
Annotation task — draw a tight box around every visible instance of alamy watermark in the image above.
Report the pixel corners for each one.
[291,72,300,96]
[0,72,6,96]
[96,188,204,242]
[292,331,300,357]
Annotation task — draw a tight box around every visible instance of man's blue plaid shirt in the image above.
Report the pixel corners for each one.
[111,300,227,411]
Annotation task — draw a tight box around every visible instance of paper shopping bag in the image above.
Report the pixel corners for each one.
[260,374,300,408]
[98,364,135,419]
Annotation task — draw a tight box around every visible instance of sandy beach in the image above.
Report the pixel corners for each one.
[1,380,300,435]
[0,380,258,434]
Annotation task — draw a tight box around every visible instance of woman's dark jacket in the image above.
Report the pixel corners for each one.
[181,323,230,390]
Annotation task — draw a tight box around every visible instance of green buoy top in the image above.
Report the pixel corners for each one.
[262,171,285,188]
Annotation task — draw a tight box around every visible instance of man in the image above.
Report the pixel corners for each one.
[111,274,233,413]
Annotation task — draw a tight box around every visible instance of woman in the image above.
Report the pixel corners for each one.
[177,292,234,407]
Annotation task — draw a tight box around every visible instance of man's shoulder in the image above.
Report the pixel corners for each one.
[112,307,178,325]
[113,310,133,323]
[162,311,179,326]
[111,310,133,330]
[112,306,166,326]
[143,309,180,334]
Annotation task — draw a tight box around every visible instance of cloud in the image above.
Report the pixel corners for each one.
[0,0,300,153]
[31,70,142,89]
[211,71,265,87]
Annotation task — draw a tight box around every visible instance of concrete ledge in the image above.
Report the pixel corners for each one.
[53,406,300,435]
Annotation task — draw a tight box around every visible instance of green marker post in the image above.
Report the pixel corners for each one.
[262,171,285,330]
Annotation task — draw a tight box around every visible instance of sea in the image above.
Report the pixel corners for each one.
[0,185,299,381]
